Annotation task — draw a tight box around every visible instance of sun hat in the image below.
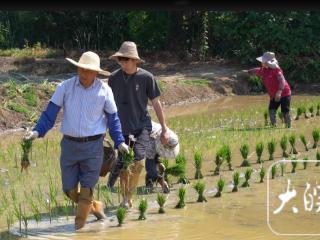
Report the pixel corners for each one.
[256,52,279,68]
[66,51,110,76]
[109,41,145,63]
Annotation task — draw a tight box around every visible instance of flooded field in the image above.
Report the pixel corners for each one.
[1,95,320,240]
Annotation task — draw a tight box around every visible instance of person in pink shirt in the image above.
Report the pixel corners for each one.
[242,52,291,128]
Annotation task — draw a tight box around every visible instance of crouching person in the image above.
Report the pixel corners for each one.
[23,51,129,230]
[145,121,180,193]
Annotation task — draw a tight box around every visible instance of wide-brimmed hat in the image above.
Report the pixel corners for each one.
[256,52,276,63]
[109,41,145,63]
[66,51,110,76]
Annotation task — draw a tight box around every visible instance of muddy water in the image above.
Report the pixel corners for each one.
[5,95,320,240]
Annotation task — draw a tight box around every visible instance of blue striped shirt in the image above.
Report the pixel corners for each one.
[51,76,119,137]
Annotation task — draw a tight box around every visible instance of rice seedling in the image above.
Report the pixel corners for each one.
[312,129,320,148]
[300,134,309,151]
[267,139,276,160]
[21,206,29,237]
[214,146,226,175]
[316,151,320,167]
[156,193,166,214]
[193,149,203,179]
[232,172,240,192]
[278,111,284,123]
[280,135,289,158]
[6,212,14,232]
[175,154,189,184]
[309,106,314,117]
[224,144,233,170]
[260,167,266,183]
[317,103,320,116]
[175,187,186,209]
[28,197,41,225]
[264,110,268,126]
[138,198,148,220]
[214,178,225,198]
[20,139,32,172]
[240,143,250,167]
[13,203,22,234]
[289,134,298,154]
[193,181,207,202]
[280,162,286,176]
[271,165,277,179]
[291,157,298,173]
[241,168,253,187]
[303,156,309,170]
[256,142,264,164]
[116,207,126,226]
[295,106,302,120]
[301,105,309,119]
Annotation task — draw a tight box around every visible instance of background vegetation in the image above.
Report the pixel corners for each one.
[0,11,320,86]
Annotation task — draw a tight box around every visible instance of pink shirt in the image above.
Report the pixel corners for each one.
[250,67,291,98]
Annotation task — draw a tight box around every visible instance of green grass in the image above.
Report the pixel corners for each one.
[0,43,62,58]
[180,79,211,86]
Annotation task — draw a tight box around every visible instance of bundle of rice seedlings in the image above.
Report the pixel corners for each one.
[300,134,309,151]
[175,154,190,184]
[268,139,276,160]
[312,129,320,148]
[256,142,264,164]
[301,106,309,119]
[122,148,135,170]
[240,144,250,167]
[264,110,268,126]
[289,134,298,154]
[193,181,207,202]
[232,171,240,192]
[156,193,166,214]
[295,106,302,120]
[214,146,226,175]
[260,167,266,183]
[309,105,314,117]
[175,187,186,209]
[280,135,289,158]
[138,198,148,220]
[291,157,298,173]
[224,144,233,171]
[21,139,32,172]
[278,112,284,123]
[303,157,309,170]
[116,207,126,226]
[242,168,253,187]
[316,151,320,167]
[194,149,203,179]
[271,165,277,179]
[214,178,225,198]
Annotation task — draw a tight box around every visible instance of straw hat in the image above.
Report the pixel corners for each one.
[66,51,110,76]
[109,41,145,63]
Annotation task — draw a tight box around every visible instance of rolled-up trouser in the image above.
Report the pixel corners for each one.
[60,135,104,193]
[107,128,151,187]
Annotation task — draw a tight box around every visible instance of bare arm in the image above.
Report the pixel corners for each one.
[151,97,169,145]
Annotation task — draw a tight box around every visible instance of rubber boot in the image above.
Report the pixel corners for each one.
[127,160,144,208]
[66,186,79,203]
[283,112,291,128]
[269,109,277,127]
[75,187,93,230]
[91,200,107,220]
[106,156,123,189]
[119,169,131,209]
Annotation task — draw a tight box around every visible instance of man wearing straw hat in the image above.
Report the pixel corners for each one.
[23,51,130,230]
[107,41,170,208]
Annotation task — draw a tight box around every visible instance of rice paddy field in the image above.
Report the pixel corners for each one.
[1,94,320,239]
